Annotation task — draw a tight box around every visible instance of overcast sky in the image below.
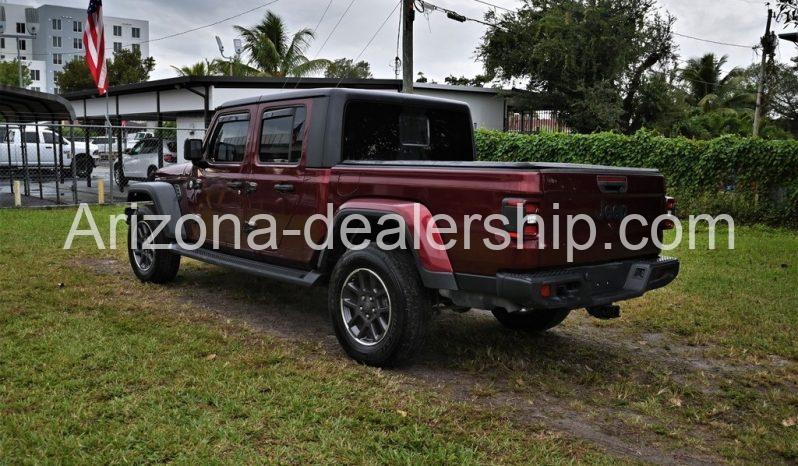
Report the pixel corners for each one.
[17,0,798,81]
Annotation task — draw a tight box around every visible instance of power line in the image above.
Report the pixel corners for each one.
[673,32,754,49]
[287,0,337,88]
[337,0,401,87]
[473,0,514,13]
[417,0,500,28]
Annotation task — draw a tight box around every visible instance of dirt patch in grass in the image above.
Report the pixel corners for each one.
[80,256,782,465]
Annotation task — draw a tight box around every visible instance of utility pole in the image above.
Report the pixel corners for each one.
[402,0,414,93]
[753,9,776,138]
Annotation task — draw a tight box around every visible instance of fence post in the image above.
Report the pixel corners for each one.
[69,125,78,204]
[13,180,21,207]
[53,125,61,205]
[5,123,13,199]
[34,121,43,199]
[97,178,105,204]
[20,124,30,197]
[106,123,113,203]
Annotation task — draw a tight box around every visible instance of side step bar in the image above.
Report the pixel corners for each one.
[169,244,321,287]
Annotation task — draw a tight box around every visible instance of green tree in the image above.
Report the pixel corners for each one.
[678,54,751,110]
[0,60,32,88]
[172,58,258,77]
[324,58,372,79]
[234,11,329,77]
[478,0,675,133]
[443,75,487,87]
[57,48,155,93]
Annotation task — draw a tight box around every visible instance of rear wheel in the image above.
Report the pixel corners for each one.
[72,155,93,178]
[127,205,180,283]
[329,244,431,367]
[491,308,570,332]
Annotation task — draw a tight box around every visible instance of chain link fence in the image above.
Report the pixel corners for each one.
[0,123,206,208]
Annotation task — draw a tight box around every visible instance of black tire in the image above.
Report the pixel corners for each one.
[72,155,93,179]
[114,162,128,189]
[127,205,181,284]
[329,244,431,367]
[491,308,570,332]
[146,166,157,181]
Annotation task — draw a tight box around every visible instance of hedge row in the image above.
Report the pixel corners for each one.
[474,129,798,226]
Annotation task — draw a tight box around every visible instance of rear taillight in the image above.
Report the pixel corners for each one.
[164,154,176,163]
[502,198,541,239]
[663,196,676,230]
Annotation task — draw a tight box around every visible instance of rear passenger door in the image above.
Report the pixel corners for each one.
[243,102,315,264]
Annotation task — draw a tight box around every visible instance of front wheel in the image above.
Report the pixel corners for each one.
[72,155,93,178]
[114,162,128,189]
[329,245,431,367]
[491,308,570,332]
[127,205,180,284]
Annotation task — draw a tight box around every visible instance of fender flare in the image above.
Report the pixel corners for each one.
[318,198,458,291]
[126,181,182,239]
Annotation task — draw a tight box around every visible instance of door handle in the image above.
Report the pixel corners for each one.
[227,181,244,190]
[274,183,294,193]
[245,181,258,194]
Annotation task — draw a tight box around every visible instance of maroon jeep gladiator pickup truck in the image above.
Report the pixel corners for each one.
[125,88,679,366]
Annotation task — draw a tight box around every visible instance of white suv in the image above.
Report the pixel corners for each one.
[114,138,177,187]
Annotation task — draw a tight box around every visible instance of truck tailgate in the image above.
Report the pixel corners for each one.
[538,170,665,267]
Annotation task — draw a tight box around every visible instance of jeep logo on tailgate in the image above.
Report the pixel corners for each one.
[598,202,628,221]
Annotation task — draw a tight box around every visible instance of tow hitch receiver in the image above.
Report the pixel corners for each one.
[587,304,621,320]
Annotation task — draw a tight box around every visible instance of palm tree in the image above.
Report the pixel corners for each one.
[234,11,329,77]
[172,60,215,77]
[680,54,754,113]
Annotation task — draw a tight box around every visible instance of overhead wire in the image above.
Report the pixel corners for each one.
[336,0,402,87]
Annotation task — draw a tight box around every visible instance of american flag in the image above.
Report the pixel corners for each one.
[83,0,108,95]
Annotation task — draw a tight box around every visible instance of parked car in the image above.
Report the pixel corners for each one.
[114,138,177,187]
[125,131,155,149]
[0,126,99,178]
[124,89,679,367]
[91,136,119,160]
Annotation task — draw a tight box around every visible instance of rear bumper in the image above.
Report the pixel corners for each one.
[457,257,679,311]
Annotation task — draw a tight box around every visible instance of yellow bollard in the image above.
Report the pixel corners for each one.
[97,179,105,204]
[13,180,22,207]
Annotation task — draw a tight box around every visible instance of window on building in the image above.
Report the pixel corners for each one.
[53,53,62,65]
[208,116,250,163]
[113,25,122,36]
[74,38,83,50]
[16,23,26,34]
[53,36,61,48]
[132,27,140,38]
[52,18,61,30]
[73,21,83,32]
[0,38,4,49]
[259,106,307,164]
[30,69,40,81]
[131,43,140,53]
[113,42,122,52]
[18,40,26,51]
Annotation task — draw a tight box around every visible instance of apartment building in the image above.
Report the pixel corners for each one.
[0,2,148,93]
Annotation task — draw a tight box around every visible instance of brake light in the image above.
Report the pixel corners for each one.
[164,154,176,163]
[663,196,676,230]
[502,198,541,239]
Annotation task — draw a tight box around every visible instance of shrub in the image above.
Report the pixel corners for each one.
[475,129,798,226]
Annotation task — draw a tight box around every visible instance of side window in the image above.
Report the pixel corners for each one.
[24,132,39,143]
[259,106,306,164]
[209,116,250,164]
[42,132,55,144]
[0,128,15,143]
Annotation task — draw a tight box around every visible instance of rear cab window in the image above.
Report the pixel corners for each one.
[208,113,250,164]
[342,101,474,162]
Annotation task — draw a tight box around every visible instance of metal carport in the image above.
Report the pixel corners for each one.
[0,85,76,123]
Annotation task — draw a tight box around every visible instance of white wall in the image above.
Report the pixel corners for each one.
[175,115,206,164]
[414,88,505,130]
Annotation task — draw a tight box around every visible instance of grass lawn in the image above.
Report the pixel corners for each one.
[0,206,613,464]
[0,205,796,463]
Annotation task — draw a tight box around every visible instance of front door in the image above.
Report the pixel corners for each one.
[186,112,252,251]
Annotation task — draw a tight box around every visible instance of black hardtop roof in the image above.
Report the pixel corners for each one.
[216,88,471,112]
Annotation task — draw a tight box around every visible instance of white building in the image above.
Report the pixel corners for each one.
[0,2,149,93]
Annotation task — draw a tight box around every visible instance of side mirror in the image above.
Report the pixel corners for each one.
[184,139,204,163]
[124,148,132,155]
